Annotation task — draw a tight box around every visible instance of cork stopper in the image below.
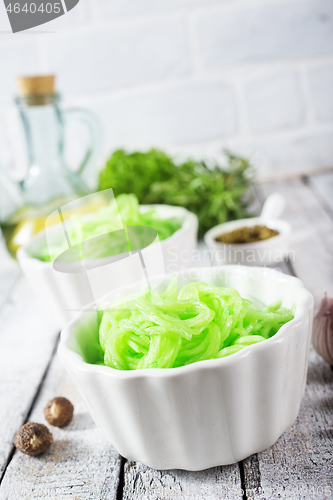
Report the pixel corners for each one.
[16,75,55,97]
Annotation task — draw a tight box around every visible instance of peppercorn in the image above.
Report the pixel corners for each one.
[14,422,53,456]
[44,397,74,427]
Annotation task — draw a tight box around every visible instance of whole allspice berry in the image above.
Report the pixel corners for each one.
[44,397,74,427]
[14,422,53,456]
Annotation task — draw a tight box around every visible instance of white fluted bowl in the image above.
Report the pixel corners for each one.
[58,266,313,471]
[17,205,197,330]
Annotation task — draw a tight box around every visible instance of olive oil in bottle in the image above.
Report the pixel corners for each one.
[0,75,101,257]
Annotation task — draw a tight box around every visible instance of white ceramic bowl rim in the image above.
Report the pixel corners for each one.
[17,204,197,269]
[59,266,313,380]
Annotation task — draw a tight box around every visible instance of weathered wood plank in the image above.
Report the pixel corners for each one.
[242,178,333,499]
[123,461,244,500]
[0,243,20,310]
[0,355,122,500]
[257,179,333,306]
[1,178,332,499]
[243,349,333,500]
[307,171,333,217]
[0,277,58,478]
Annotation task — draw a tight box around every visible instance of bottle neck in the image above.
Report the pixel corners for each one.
[15,92,63,171]
[13,92,88,208]
[15,92,60,107]
[14,92,71,205]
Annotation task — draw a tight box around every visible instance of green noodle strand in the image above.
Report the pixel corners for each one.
[40,194,182,261]
[98,280,294,370]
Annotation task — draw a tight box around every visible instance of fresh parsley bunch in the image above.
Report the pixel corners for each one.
[98,149,254,237]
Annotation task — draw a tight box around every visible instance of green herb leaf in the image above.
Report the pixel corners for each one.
[98,149,254,237]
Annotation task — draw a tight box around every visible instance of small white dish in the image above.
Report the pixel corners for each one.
[204,193,291,266]
[58,265,313,471]
[17,205,198,329]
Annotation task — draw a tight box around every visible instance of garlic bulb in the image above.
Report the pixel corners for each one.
[312,294,333,365]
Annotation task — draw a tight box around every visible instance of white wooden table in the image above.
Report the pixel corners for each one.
[0,175,332,500]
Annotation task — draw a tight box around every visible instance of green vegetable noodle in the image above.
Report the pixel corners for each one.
[97,280,293,370]
[40,194,182,261]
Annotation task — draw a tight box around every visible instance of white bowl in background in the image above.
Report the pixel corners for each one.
[17,205,198,329]
[204,193,291,266]
[58,265,313,471]
[204,216,291,266]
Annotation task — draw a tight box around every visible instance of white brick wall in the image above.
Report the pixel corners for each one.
[197,0,333,66]
[0,0,332,181]
[308,64,333,121]
[85,82,237,148]
[93,0,199,16]
[45,19,191,92]
[245,72,304,132]
[0,39,41,106]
